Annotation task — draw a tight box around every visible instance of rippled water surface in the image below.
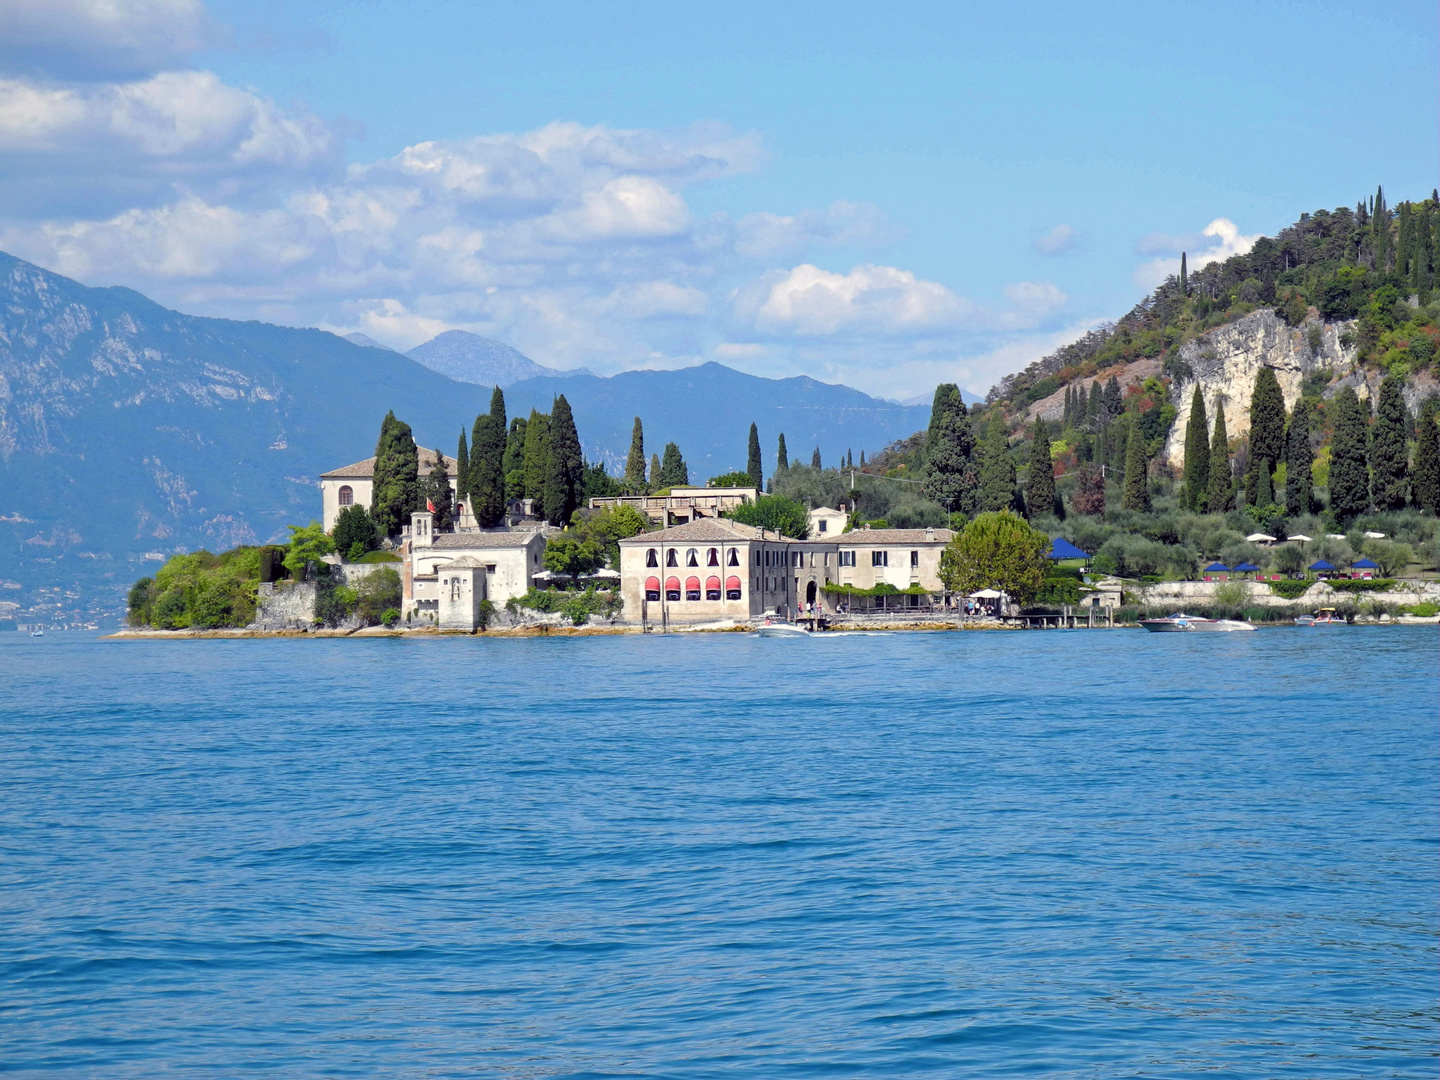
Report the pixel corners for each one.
[1,628,1436,1077]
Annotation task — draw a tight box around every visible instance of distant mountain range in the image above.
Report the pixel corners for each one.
[0,252,933,619]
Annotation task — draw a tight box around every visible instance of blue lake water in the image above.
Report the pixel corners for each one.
[1,628,1436,1077]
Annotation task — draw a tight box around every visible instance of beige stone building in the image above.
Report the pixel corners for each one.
[402,511,545,624]
[807,505,848,538]
[833,526,954,593]
[589,486,758,527]
[320,448,468,532]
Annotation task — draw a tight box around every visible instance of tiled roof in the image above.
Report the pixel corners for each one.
[321,448,456,479]
[430,531,542,550]
[619,518,770,544]
[837,528,954,545]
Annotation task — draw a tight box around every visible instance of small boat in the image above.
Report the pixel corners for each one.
[755,620,810,638]
[29,627,43,637]
[1295,608,1346,626]
[1140,612,1256,633]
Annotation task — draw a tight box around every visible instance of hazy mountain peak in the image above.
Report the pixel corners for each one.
[341,332,396,351]
[406,330,565,388]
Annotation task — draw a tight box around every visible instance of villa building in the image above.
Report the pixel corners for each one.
[320,448,471,532]
[807,505,848,537]
[589,486,758,527]
[401,510,545,623]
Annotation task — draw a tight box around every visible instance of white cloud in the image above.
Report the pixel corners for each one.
[733,200,901,259]
[1132,216,1262,289]
[737,263,974,337]
[1032,224,1077,255]
[0,0,221,80]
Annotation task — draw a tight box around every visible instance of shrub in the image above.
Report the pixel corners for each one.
[1269,579,1312,600]
[381,607,401,627]
[332,505,378,558]
[1213,581,1249,610]
[355,567,402,625]
[1401,602,1439,617]
[1328,579,1395,593]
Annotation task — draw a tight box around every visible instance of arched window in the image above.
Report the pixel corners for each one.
[666,549,678,567]
[646,549,658,567]
[685,576,701,601]
[725,575,742,600]
[707,548,719,566]
[644,576,661,601]
[338,485,354,506]
[727,548,740,567]
[705,575,721,600]
[665,576,681,601]
[686,549,698,567]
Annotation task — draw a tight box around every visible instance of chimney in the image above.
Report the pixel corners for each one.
[925,527,935,542]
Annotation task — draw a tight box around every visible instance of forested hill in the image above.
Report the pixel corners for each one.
[989,187,1440,409]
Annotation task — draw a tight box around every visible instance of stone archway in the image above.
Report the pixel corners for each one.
[806,580,817,607]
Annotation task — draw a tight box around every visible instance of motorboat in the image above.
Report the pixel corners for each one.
[755,620,810,638]
[1139,613,1256,632]
[1294,608,1346,626]
[29,627,43,637]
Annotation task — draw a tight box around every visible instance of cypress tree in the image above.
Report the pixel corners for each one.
[846,449,854,468]
[369,411,420,537]
[1024,419,1055,521]
[1205,403,1233,513]
[860,450,866,466]
[522,410,550,516]
[624,417,646,488]
[978,413,1016,512]
[1122,420,1151,511]
[1246,367,1286,503]
[659,442,688,486]
[1180,251,1188,295]
[1102,376,1122,426]
[923,384,976,512]
[1369,374,1410,510]
[543,394,583,526]
[650,452,661,487]
[777,433,788,471]
[1412,400,1440,514]
[746,423,763,489]
[1284,399,1313,516]
[1062,386,1073,427]
[471,410,506,527]
[423,452,455,531]
[455,429,470,521]
[503,416,527,499]
[1087,381,1102,428]
[1254,459,1273,508]
[1182,385,1210,511]
[811,447,821,469]
[1328,387,1371,521]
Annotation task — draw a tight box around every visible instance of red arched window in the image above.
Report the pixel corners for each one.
[665,576,681,601]
[705,575,721,600]
[338,485,354,506]
[685,576,701,601]
[644,576,661,601]
[725,575,742,600]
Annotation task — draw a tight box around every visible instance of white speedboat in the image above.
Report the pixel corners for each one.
[755,622,810,638]
[29,627,43,637]
[1139,613,1256,633]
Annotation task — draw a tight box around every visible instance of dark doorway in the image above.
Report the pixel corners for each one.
[806,581,817,606]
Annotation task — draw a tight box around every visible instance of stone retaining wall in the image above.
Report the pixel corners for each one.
[1138,579,1440,609]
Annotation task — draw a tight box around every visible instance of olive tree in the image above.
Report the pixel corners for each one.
[938,511,1050,605]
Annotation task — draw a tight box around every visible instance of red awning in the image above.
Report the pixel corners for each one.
[665,577,681,591]
[705,576,721,590]
[645,576,660,592]
[725,576,741,591]
[685,576,700,590]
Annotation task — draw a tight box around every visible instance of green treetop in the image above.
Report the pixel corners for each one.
[543,394,583,525]
[1413,400,1440,515]
[811,447,821,469]
[978,412,1016,512]
[503,416,528,500]
[283,521,335,582]
[1023,419,1055,521]
[726,493,809,538]
[422,452,455,531]
[746,422,763,489]
[332,504,378,559]
[1328,387,1371,521]
[625,417,646,487]
[1369,374,1410,510]
[776,433,788,472]
[1182,386,1210,512]
[542,533,606,584]
[1284,398,1314,516]
[1246,366,1286,503]
[1205,402,1234,512]
[923,384,977,514]
[1122,419,1151,511]
[470,409,506,528]
[455,429,470,516]
[369,411,420,537]
[659,441,689,486]
[938,511,1050,605]
[522,409,550,514]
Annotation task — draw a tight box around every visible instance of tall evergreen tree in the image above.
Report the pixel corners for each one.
[1284,399,1314,516]
[1063,386,1073,427]
[1412,400,1440,514]
[1024,419,1055,520]
[811,447,821,469]
[659,442,688,486]
[860,450,866,466]
[650,452,661,487]
[1086,381,1102,428]
[543,394,583,526]
[1246,367,1286,503]
[923,384,976,512]
[1121,420,1151,511]
[1254,459,1274,508]
[471,405,506,528]
[455,429,470,521]
[422,452,455,531]
[1369,374,1410,510]
[503,416,527,500]
[1180,251,1188,295]
[1205,403,1233,513]
[1182,386,1210,511]
[746,423,763,489]
[522,410,550,517]
[978,414,1016,512]
[369,411,421,537]
[1328,387,1371,521]
[777,433,788,472]
[1102,376,1122,426]
[624,417,646,488]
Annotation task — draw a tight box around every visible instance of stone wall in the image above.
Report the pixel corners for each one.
[1138,578,1440,609]
[253,581,317,630]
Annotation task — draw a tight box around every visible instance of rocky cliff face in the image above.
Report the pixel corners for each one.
[1160,310,1357,470]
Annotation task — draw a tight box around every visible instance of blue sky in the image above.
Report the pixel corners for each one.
[0,0,1434,399]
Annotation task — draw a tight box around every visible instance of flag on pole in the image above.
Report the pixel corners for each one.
[427,498,436,513]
